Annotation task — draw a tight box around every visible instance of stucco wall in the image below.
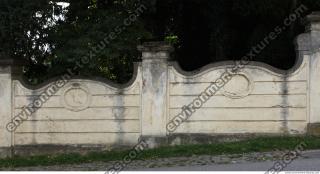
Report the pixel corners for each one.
[12,68,142,147]
[168,56,309,134]
[1,12,320,157]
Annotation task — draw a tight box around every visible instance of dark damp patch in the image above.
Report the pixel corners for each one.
[280,75,289,134]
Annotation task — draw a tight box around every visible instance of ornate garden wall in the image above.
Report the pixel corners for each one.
[1,12,320,157]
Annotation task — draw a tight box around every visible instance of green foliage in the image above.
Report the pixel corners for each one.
[0,0,62,82]
[1,0,320,83]
[50,0,151,83]
[0,0,151,84]
[164,35,179,45]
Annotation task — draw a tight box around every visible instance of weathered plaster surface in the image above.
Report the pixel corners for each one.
[1,12,320,157]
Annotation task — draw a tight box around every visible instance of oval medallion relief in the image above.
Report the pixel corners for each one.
[222,73,253,99]
[61,83,91,111]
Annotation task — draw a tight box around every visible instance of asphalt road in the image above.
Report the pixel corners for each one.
[136,150,320,171]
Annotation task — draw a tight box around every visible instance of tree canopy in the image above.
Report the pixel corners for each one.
[1,0,319,84]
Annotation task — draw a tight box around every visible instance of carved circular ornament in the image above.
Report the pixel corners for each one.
[222,73,253,99]
[61,83,91,111]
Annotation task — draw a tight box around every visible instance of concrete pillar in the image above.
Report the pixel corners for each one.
[137,42,173,139]
[0,55,24,157]
[0,57,14,157]
[297,12,320,135]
